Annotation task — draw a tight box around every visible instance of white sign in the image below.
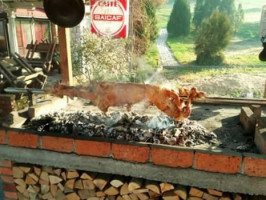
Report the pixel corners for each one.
[91,0,129,38]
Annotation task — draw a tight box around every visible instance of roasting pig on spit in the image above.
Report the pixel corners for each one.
[45,83,205,121]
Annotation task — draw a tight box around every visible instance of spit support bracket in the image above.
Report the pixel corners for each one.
[4,87,45,106]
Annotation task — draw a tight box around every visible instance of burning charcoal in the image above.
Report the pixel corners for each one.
[153,138,160,144]
[165,137,177,145]
[185,140,194,147]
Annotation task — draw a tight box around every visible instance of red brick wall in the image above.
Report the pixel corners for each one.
[0,160,18,200]
[0,128,266,179]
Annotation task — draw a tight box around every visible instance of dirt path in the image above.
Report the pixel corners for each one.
[156,28,180,67]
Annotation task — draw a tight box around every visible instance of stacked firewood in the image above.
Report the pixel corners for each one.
[12,165,261,200]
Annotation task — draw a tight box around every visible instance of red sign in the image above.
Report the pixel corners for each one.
[90,0,129,38]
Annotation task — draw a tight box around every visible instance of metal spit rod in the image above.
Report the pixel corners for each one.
[4,87,46,94]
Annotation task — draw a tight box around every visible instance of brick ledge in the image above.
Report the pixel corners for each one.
[0,145,266,195]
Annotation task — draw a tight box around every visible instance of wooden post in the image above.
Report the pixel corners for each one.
[58,27,73,86]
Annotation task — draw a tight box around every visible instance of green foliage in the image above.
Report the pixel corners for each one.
[72,31,130,83]
[195,10,232,65]
[132,0,163,55]
[193,0,220,28]
[193,0,244,32]
[167,0,191,37]
[234,4,244,32]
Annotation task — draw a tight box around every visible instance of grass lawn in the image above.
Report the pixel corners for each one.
[163,65,266,82]
[167,34,196,64]
[156,3,173,29]
[145,43,161,68]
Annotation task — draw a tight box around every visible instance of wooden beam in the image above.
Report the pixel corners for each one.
[58,27,73,86]
[194,97,266,106]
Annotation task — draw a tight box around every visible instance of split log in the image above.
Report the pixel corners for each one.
[129,193,139,200]
[58,183,64,191]
[65,179,76,190]
[14,179,26,188]
[110,175,125,188]
[41,185,50,194]
[145,180,160,194]
[50,184,58,197]
[128,178,143,192]
[163,191,180,200]
[66,192,80,200]
[29,173,39,182]
[174,185,187,200]
[189,188,204,198]
[61,171,67,181]
[42,192,53,199]
[132,189,149,194]
[27,185,37,194]
[16,185,26,194]
[117,196,124,200]
[18,193,28,200]
[122,195,132,200]
[19,166,31,173]
[188,197,203,200]
[87,197,100,200]
[78,189,96,199]
[136,193,149,200]
[160,183,174,193]
[104,185,119,196]
[74,179,84,189]
[219,196,232,200]
[207,189,223,197]
[53,169,62,176]
[93,174,112,190]
[42,166,53,174]
[233,194,242,200]
[83,179,95,190]
[34,167,41,176]
[108,196,117,200]
[49,175,63,184]
[23,190,29,198]
[81,172,97,180]
[13,167,24,178]
[29,192,38,200]
[67,170,79,179]
[148,191,160,199]
[33,185,40,193]
[96,191,106,197]
[55,190,67,200]
[25,174,37,185]
[120,183,130,195]
[40,171,50,185]
[203,193,219,200]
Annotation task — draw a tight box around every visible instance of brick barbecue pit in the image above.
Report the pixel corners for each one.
[0,97,266,199]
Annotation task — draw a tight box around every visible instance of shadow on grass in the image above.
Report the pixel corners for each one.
[235,22,260,40]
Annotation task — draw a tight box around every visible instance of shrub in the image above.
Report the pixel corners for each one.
[195,10,232,65]
[167,0,191,37]
[72,31,130,83]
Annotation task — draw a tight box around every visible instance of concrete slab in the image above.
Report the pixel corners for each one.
[0,145,266,195]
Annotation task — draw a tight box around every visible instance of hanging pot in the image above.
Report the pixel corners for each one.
[43,0,85,28]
